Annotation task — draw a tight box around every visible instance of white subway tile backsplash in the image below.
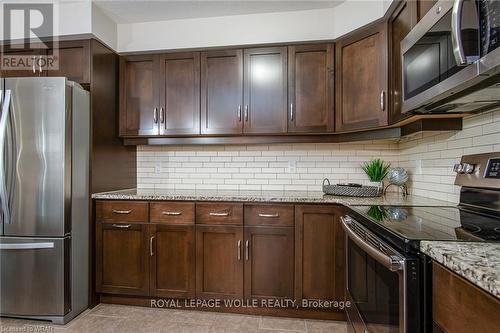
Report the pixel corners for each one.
[137,109,500,204]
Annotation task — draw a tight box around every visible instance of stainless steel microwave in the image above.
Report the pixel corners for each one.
[401,0,500,114]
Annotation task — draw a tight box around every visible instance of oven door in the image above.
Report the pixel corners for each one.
[401,0,481,113]
[341,216,406,333]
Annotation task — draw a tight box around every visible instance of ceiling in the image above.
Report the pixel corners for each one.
[94,0,346,24]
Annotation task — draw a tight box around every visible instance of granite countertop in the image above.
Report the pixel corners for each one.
[92,188,454,207]
[421,241,500,298]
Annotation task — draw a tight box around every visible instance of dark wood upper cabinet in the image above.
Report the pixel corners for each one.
[160,52,201,135]
[295,205,345,302]
[46,40,91,84]
[201,50,244,135]
[196,225,244,299]
[389,0,417,124]
[0,49,44,78]
[244,226,294,300]
[335,23,389,131]
[288,44,334,133]
[119,54,161,136]
[243,47,288,134]
[96,222,150,296]
[149,224,195,299]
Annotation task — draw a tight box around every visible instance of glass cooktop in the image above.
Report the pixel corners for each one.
[349,205,500,243]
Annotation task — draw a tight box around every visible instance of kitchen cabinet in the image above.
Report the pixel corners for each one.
[150,224,195,298]
[244,226,294,300]
[96,222,150,296]
[417,0,437,22]
[288,44,334,133]
[295,205,345,302]
[335,22,389,131]
[432,262,500,333]
[0,48,44,78]
[201,49,244,135]
[46,40,91,84]
[195,225,244,299]
[160,52,200,135]
[119,54,161,136]
[389,0,417,124]
[243,47,288,134]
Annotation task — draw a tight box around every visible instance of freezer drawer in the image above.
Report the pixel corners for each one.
[0,237,70,317]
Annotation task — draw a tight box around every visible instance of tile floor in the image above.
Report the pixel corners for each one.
[0,303,348,333]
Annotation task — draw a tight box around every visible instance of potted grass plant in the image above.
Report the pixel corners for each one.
[361,159,391,195]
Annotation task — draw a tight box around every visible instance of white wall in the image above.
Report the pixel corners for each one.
[117,1,389,53]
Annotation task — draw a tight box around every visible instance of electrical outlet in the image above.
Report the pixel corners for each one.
[154,162,162,174]
[287,160,297,174]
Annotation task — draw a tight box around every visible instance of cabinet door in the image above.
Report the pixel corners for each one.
[0,49,43,77]
[288,44,334,133]
[196,225,243,299]
[150,224,195,298]
[295,205,345,302]
[389,0,417,124]
[201,50,243,135]
[335,23,389,131]
[96,222,150,296]
[46,40,91,84]
[244,227,294,300]
[243,47,287,134]
[160,52,200,135]
[417,0,437,22]
[119,54,161,136]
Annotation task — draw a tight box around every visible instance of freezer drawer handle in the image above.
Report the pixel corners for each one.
[112,210,132,214]
[0,242,55,250]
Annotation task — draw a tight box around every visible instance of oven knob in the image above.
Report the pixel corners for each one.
[463,163,475,174]
[453,163,464,174]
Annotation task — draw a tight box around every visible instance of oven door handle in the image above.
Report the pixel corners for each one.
[340,216,405,272]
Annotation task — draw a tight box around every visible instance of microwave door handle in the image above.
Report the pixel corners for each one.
[451,0,467,66]
[0,90,11,225]
[340,216,404,272]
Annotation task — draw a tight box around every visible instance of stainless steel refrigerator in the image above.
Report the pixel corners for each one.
[0,77,89,324]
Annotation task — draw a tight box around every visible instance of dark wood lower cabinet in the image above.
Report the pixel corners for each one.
[150,224,195,298]
[244,226,294,300]
[96,222,150,296]
[195,225,244,299]
[295,205,345,302]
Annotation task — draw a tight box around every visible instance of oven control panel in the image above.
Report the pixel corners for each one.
[455,153,500,188]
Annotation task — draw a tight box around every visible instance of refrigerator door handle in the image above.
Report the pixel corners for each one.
[0,242,55,250]
[0,89,12,225]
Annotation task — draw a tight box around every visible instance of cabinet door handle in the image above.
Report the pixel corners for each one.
[290,103,294,121]
[32,56,36,73]
[258,213,279,218]
[153,108,158,123]
[209,212,229,217]
[112,210,132,214]
[238,105,242,122]
[159,107,165,124]
[150,236,155,256]
[380,91,386,112]
[245,240,249,261]
[39,56,43,73]
[162,211,181,216]
[237,240,242,261]
[244,105,249,122]
[112,224,131,229]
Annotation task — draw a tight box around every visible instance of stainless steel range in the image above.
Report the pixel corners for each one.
[343,152,500,333]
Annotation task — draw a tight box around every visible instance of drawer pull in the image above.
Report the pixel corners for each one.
[258,213,279,218]
[209,212,229,217]
[112,224,131,229]
[162,211,182,216]
[112,210,132,215]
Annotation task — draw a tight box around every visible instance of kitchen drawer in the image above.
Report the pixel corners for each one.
[196,203,243,225]
[96,201,149,223]
[244,204,294,226]
[150,202,195,224]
